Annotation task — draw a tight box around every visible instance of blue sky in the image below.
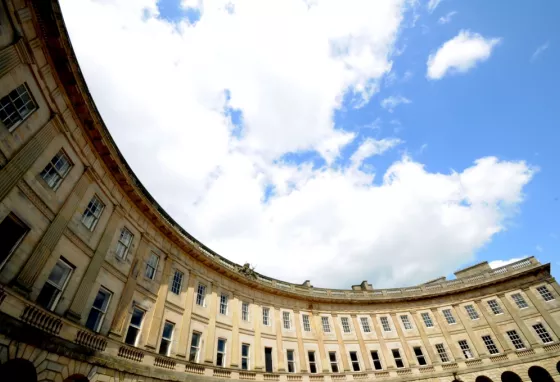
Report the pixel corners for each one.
[61,0,559,287]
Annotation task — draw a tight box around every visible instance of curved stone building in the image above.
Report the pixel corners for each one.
[0,1,559,381]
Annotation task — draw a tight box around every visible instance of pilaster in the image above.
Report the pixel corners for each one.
[253,304,263,370]
[523,287,560,338]
[452,305,484,357]
[430,309,461,361]
[145,256,174,350]
[409,312,437,365]
[176,273,197,357]
[332,314,351,371]
[230,295,241,367]
[293,310,307,372]
[498,293,539,346]
[203,284,218,364]
[350,314,371,371]
[274,307,286,372]
[473,300,511,352]
[391,313,414,366]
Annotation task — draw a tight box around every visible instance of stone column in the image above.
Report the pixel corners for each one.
[430,309,461,361]
[230,295,241,367]
[176,273,197,358]
[371,314,393,369]
[145,256,174,350]
[498,293,539,346]
[294,310,308,373]
[0,116,60,201]
[274,307,286,372]
[311,312,330,373]
[14,169,90,293]
[351,315,371,371]
[108,237,146,339]
[452,306,484,357]
[253,304,263,370]
[473,300,511,352]
[203,284,218,364]
[523,287,560,338]
[66,207,124,321]
[332,314,351,371]
[409,312,437,364]
[391,313,414,365]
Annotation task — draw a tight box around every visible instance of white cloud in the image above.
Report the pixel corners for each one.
[536,245,543,252]
[531,41,549,63]
[427,0,443,13]
[60,0,535,288]
[489,257,524,269]
[438,11,457,24]
[427,30,501,80]
[381,95,411,112]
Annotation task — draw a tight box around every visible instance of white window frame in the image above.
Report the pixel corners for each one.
[85,287,112,332]
[329,351,339,373]
[349,351,360,371]
[242,302,250,322]
[421,313,433,328]
[511,293,529,309]
[533,323,553,344]
[435,344,450,362]
[196,283,207,306]
[216,338,227,367]
[241,343,250,370]
[81,195,105,231]
[40,150,73,191]
[321,316,331,333]
[0,83,37,131]
[283,311,292,330]
[464,305,479,320]
[458,340,473,359]
[413,346,426,365]
[442,309,456,325]
[482,335,499,354]
[308,351,318,373]
[125,307,145,346]
[171,270,183,295]
[145,252,159,280]
[506,330,525,350]
[370,350,382,370]
[286,349,296,373]
[38,258,73,311]
[536,285,554,302]
[302,314,311,332]
[219,293,229,315]
[392,349,404,368]
[341,317,351,333]
[115,227,134,260]
[189,331,201,362]
[400,315,412,330]
[159,321,175,356]
[262,307,271,326]
[360,317,371,332]
[487,299,503,315]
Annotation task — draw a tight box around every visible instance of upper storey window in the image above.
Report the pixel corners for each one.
[262,307,271,326]
[506,330,525,350]
[481,335,499,354]
[283,311,292,330]
[400,315,412,330]
[196,284,207,306]
[302,314,311,332]
[321,316,331,333]
[0,83,36,131]
[40,151,72,191]
[145,252,159,280]
[442,309,456,324]
[115,227,134,260]
[536,285,555,301]
[219,293,229,315]
[242,302,250,321]
[533,323,553,344]
[360,317,371,333]
[487,299,503,315]
[171,270,183,295]
[37,258,73,311]
[340,317,351,333]
[511,293,529,309]
[125,307,145,346]
[458,340,473,359]
[81,196,104,231]
[421,313,433,328]
[380,316,391,331]
[85,287,112,333]
[435,344,450,363]
[464,305,479,320]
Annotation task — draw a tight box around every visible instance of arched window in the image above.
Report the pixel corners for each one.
[0,359,37,382]
[528,366,554,382]
[501,371,522,382]
[476,376,494,382]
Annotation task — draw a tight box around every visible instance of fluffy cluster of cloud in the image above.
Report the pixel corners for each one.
[60,0,533,288]
[427,30,501,80]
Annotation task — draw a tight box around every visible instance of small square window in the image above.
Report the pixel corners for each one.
[533,323,553,344]
[421,313,433,328]
[464,305,479,320]
[482,335,499,354]
[81,196,104,231]
[380,316,391,331]
[487,300,503,315]
[536,286,554,302]
[442,309,456,324]
[400,315,412,330]
[40,150,73,191]
[458,340,473,359]
[0,84,37,130]
[435,344,450,362]
[506,330,525,350]
[511,293,529,309]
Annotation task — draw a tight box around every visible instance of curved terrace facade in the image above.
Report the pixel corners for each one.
[0,1,559,382]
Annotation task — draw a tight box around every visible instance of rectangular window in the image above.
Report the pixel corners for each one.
[0,83,36,130]
[349,351,360,371]
[40,150,72,190]
[220,293,229,315]
[85,287,112,332]
[265,347,273,372]
[380,316,391,331]
[115,227,134,260]
[329,351,339,373]
[506,330,525,350]
[511,293,529,309]
[263,307,270,326]
[370,350,382,370]
[341,317,351,333]
[159,321,174,356]
[442,309,456,324]
[487,299,503,315]
[360,317,371,332]
[536,286,554,301]
[145,252,159,280]
[302,314,311,332]
[435,344,450,362]
[0,213,28,270]
[464,305,479,320]
[171,270,183,295]
[189,332,201,362]
[421,312,434,328]
[321,316,331,333]
[196,283,206,306]
[81,196,104,231]
[392,349,404,368]
[533,323,553,344]
[125,307,144,346]
[216,338,227,367]
[308,351,317,373]
[241,343,250,370]
[283,311,292,330]
[413,347,426,366]
[242,302,250,321]
[458,340,473,359]
[36,258,73,311]
[400,315,412,330]
[286,350,295,373]
[482,335,499,354]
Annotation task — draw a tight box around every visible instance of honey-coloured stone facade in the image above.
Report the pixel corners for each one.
[0,1,559,382]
